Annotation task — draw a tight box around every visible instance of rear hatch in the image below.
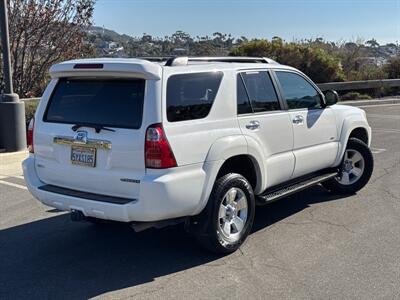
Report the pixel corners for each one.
[34,60,161,200]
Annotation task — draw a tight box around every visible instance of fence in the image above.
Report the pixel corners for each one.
[317,79,400,92]
[20,79,400,102]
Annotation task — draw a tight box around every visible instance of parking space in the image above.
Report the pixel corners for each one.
[0,104,399,299]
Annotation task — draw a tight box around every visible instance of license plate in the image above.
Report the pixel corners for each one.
[71,146,96,167]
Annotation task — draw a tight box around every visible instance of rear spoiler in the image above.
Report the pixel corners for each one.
[49,58,162,80]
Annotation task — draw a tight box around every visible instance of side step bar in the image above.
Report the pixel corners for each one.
[256,171,338,204]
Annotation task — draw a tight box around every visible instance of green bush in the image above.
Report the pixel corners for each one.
[230,39,345,83]
[346,64,387,81]
[385,57,400,79]
[340,92,372,101]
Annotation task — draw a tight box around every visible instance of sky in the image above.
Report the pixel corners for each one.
[94,0,400,44]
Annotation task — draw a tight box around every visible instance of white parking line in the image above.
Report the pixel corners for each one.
[373,128,400,134]
[368,114,400,120]
[371,148,386,154]
[0,179,27,190]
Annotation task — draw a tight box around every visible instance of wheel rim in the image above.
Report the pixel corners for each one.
[218,187,248,242]
[337,149,365,185]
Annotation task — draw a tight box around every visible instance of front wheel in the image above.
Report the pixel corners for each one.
[322,138,374,194]
[194,173,255,254]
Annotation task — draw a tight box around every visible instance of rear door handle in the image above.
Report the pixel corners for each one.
[292,115,304,125]
[246,120,260,130]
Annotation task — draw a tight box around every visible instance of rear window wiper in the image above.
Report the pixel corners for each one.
[71,123,116,133]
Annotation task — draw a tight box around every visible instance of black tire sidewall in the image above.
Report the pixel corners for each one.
[324,138,374,194]
[202,173,255,253]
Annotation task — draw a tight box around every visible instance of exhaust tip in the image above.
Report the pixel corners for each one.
[70,209,85,222]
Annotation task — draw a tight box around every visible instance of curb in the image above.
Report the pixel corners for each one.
[340,98,400,107]
[0,150,28,176]
[0,150,28,164]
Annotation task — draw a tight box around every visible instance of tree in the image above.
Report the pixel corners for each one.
[385,57,400,79]
[230,39,345,83]
[339,41,363,77]
[0,0,95,97]
[366,39,379,48]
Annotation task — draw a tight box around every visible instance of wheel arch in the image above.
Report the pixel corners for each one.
[334,116,372,166]
[192,135,265,215]
[216,155,260,191]
[349,127,369,145]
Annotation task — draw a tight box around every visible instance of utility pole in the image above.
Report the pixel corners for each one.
[0,0,26,152]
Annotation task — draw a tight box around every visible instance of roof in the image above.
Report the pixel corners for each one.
[49,57,294,80]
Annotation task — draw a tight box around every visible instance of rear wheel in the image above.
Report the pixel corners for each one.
[194,173,255,254]
[323,138,373,194]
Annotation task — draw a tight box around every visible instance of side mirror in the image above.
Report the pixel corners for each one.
[324,90,339,106]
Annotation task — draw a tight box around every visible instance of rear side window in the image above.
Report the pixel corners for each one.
[44,78,145,129]
[237,75,252,114]
[167,72,223,122]
[240,71,280,112]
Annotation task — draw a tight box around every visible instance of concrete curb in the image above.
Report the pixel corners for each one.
[0,149,28,162]
[0,150,27,176]
[340,98,400,107]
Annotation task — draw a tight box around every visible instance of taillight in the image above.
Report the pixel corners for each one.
[27,118,34,153]
[73,63,103,69]
[145,123,177,169]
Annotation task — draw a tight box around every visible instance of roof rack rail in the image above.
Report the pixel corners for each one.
[162,56,278,66]
[189,57,276,64]
[137,57,170,62]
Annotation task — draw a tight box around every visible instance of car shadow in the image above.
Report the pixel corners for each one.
[0,185,350,299]
[252,185,352,233]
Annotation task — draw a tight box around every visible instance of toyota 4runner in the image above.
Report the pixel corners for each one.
[23,57,374,253]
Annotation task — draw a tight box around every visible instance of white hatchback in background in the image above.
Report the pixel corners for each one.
[24,57,373,253]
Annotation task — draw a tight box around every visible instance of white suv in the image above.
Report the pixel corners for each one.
[23,57,374,253]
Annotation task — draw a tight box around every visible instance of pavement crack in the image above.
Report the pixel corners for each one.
[370,160,400,184]
[383,189,400,200]
[281,220,313,226]
[308,208,355,233]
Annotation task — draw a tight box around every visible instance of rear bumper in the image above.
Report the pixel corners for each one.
[23,156,208,222]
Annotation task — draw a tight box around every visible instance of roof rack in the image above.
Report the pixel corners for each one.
[138,56,278,66]
[137,57,170,62]
[186,57,277,65]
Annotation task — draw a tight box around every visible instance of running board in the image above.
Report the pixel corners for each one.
[256,171,338,204]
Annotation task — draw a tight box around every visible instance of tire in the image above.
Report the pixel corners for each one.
[322,138,374,194]
[194,173,255,254]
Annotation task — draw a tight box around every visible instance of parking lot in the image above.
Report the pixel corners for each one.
[0,104,399,299]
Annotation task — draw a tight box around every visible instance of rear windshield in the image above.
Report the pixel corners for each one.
[166,72,223,122]
[44,78,145,129]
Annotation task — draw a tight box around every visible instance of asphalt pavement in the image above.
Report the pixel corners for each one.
[0,104,399,300]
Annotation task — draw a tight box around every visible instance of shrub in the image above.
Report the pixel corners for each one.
[385,57,400,79]
[340,92,372,101]
[230,39,345,83]
[346,64,387,81]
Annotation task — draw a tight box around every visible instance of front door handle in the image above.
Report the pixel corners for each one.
[292,115,304,125]
[246,120,260,130]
